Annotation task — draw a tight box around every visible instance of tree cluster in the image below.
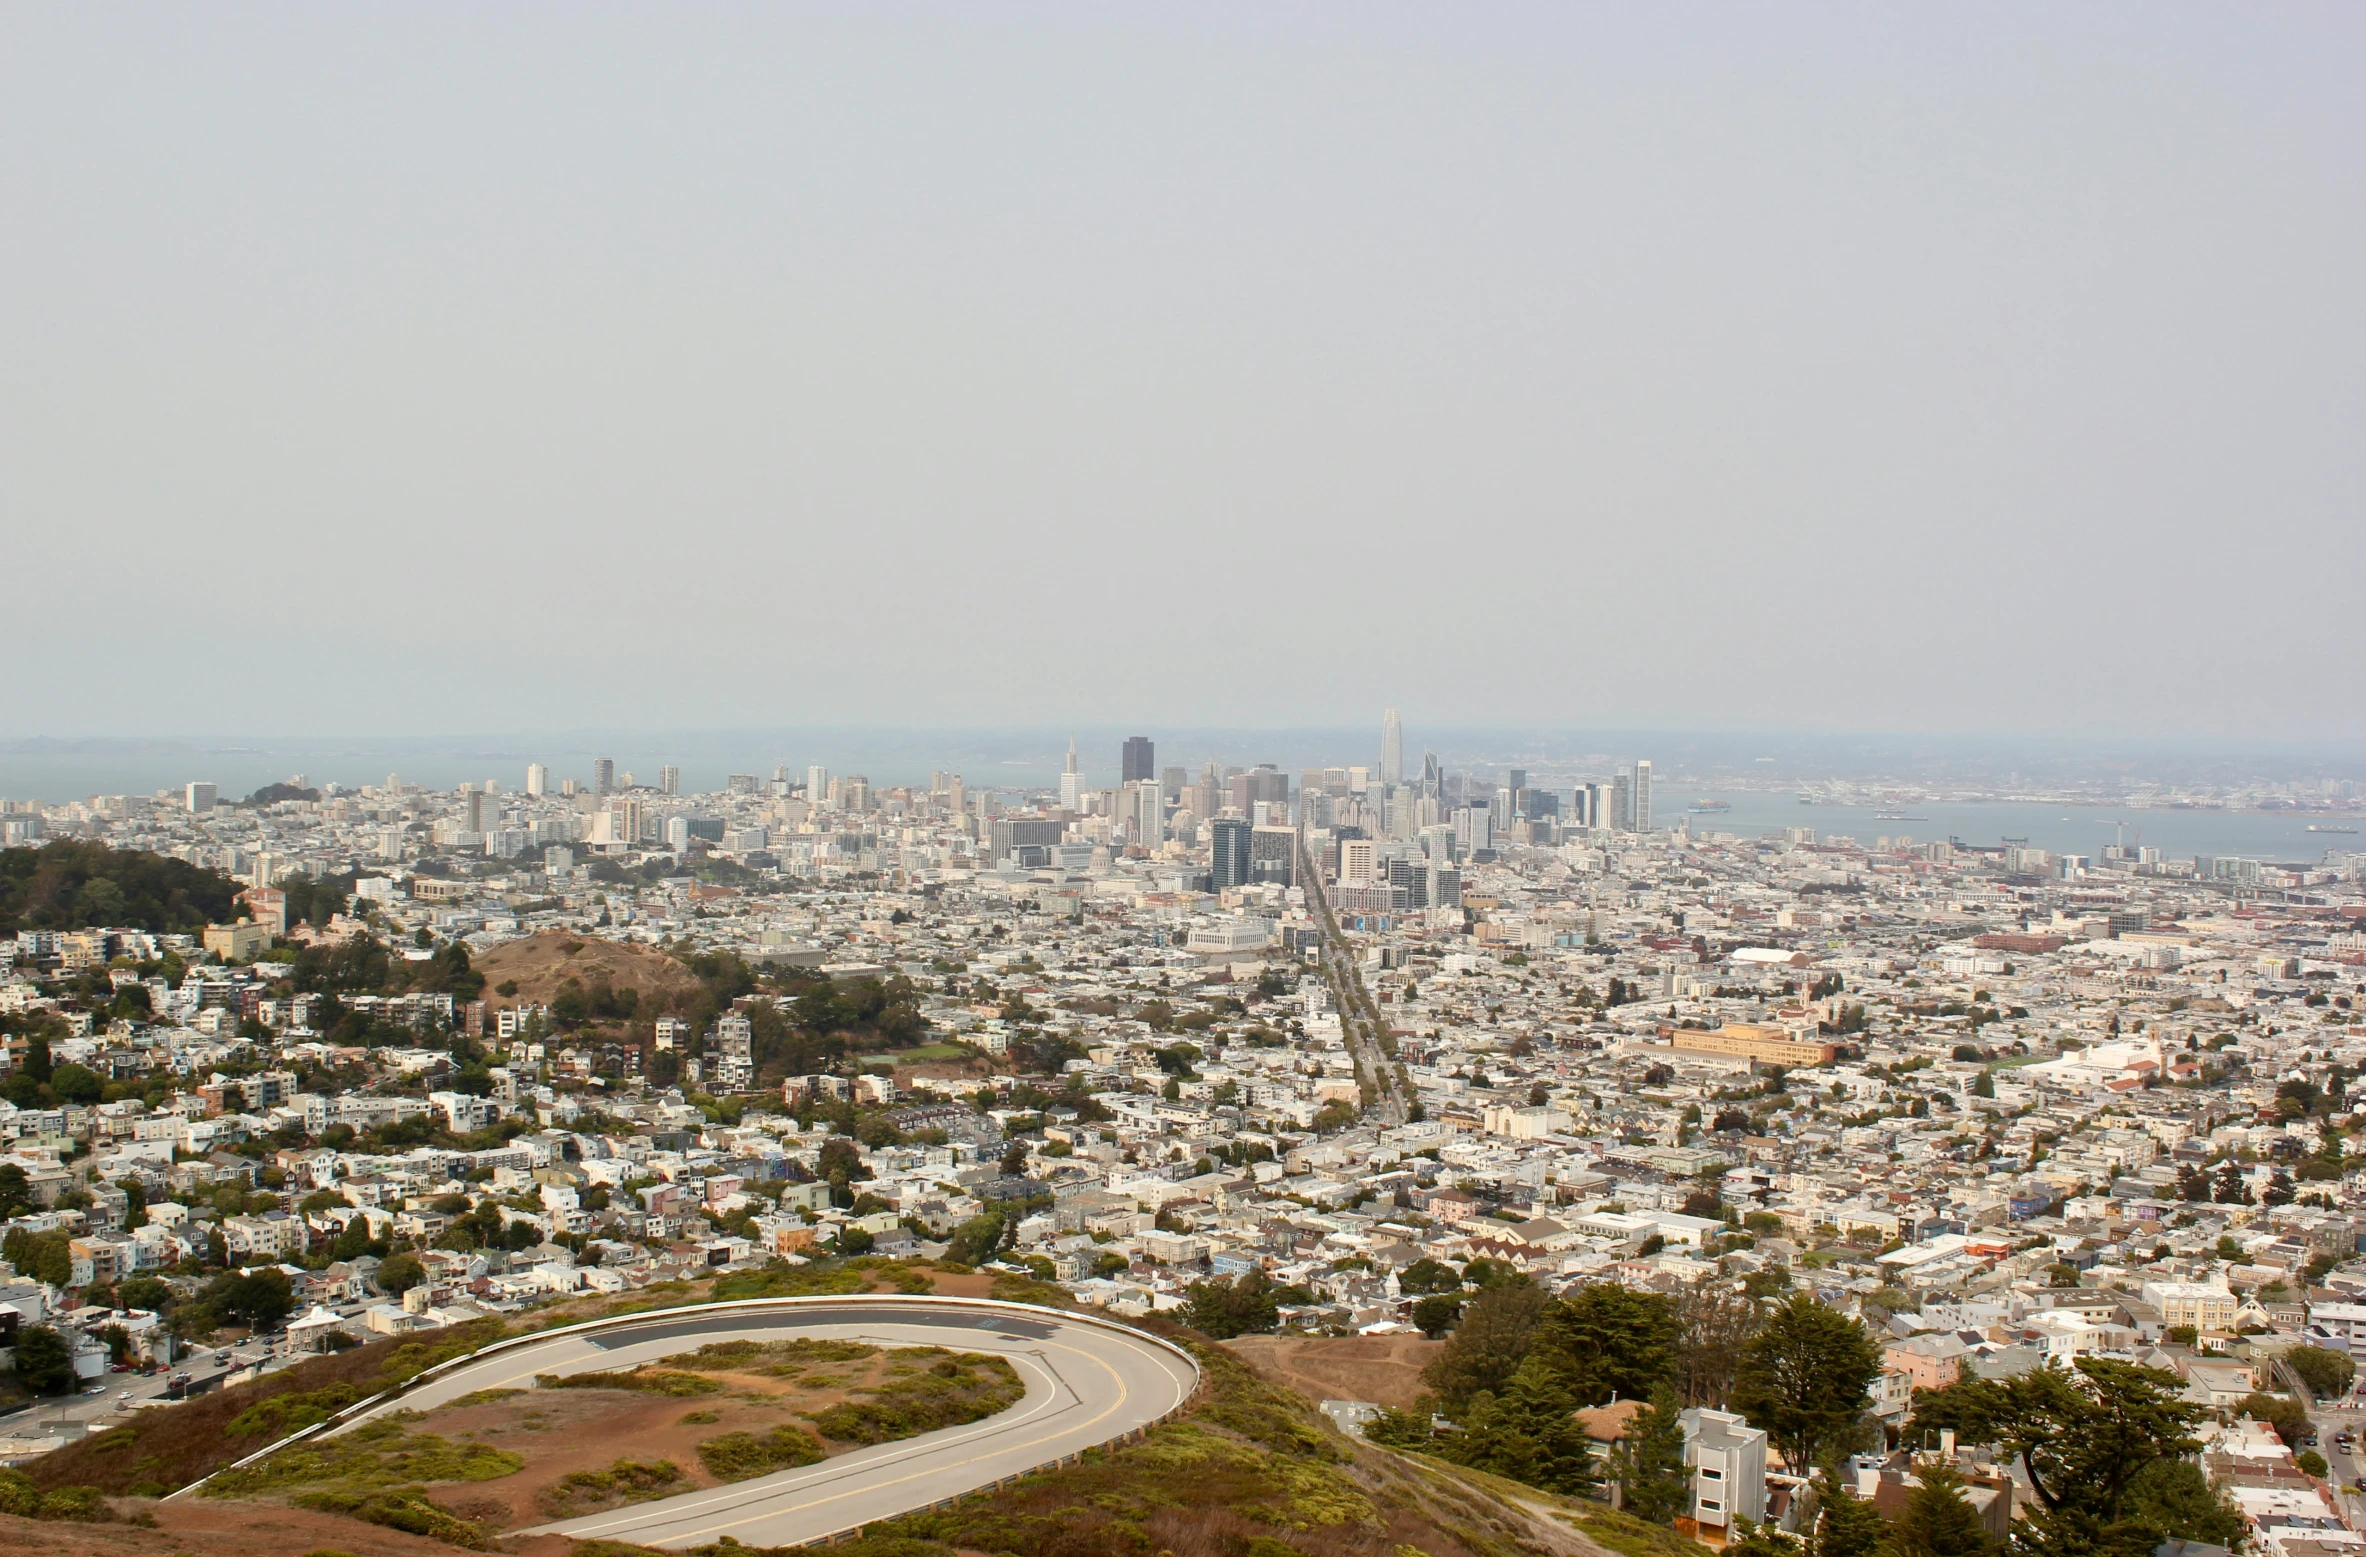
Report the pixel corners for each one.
[0,841,242,937]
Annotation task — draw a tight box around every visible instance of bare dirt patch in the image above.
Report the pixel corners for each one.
[1221,1333,1443,1410]
[920,1269,997,1298]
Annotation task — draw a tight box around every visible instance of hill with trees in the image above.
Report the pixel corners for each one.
[0,841,243,938]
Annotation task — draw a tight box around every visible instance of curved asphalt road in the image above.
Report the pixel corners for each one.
[359,1297,1197,1550]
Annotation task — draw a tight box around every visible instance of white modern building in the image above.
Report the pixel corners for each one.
[1681,1407,1768,1532]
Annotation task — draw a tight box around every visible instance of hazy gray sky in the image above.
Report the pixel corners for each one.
[4,5,2360,741]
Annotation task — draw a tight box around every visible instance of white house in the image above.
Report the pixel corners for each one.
[1681,1407,1768,1531]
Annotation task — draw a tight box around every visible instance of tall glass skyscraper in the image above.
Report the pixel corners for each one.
[1380,708,1403,788]
[1210,817,1252,890]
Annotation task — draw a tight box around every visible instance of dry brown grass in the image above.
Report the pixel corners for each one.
[26,1319,507,1498]
[473,932,703,1012]
[1221,1332,1444,1411]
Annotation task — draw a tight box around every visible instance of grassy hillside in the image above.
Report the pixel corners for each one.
[25,1320,509,1499]
[24,1267,1596,1557]
[685,1326,1577,1557]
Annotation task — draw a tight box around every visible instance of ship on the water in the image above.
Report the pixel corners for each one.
[2308,823,2359,834]
[1687,799,1731,813]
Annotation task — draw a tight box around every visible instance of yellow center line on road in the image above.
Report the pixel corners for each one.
[549,1337,1078,1539]
[332,1304,1193,1548]
[668,1335,1145,1545]
[572,1332,1194,1547]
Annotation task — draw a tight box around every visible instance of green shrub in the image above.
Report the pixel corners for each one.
[0,1468,113,1522]
[228,1383,363,1438]
[661,1336,876,1372]
[205,1418,522,1496]
[294,1485,494,1551]
[806,1353,1023,1445]
[36,1485,115,1521]
[538,1457,686,1516]
[708,1261,871,1301]
[696,1425,827,1481]
[537,1368,723,1397]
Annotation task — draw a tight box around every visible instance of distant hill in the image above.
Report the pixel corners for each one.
[473,929,704,1010]
[244,782,320,805]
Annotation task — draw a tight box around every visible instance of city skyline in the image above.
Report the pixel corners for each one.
[4,716,2365,812]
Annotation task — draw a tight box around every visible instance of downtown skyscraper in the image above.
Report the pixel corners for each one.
[1380,708,1403,789]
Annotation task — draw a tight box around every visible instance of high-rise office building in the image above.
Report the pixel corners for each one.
[462,787,486,833]
[593,758,615,796]
[1631,760,1653,832]
[1161,765,1187,803]
[1381,709,1404,788]
[185,781,217,814]
[1250,825,1296,885]
[805,765,830,803]
[1611,774,1632,831]
[658,765,681,797]
[989,817,1063,864]
[1583,782,1612,831]
[1129,779,1164,847]
[1210,817,1252,890]
[1385,855,1429,908]
[524,763,549,797]
[1338,837,1377,883]
[1121,736,1155,786]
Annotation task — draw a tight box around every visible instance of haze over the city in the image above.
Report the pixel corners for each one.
[6,12,2366,1552]
[4,5,2362,741]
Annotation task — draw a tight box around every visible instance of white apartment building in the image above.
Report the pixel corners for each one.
[2142,1280,2239,1332]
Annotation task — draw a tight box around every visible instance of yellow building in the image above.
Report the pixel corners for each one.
[203,920,272,963]
[1659,1021,1837,1067]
